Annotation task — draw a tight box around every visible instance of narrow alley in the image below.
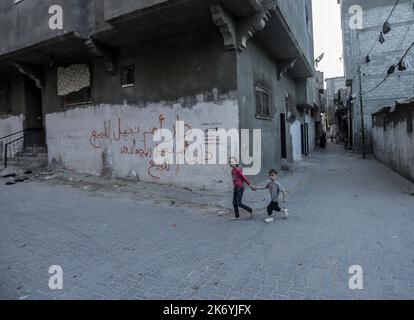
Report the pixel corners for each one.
[1,144,414,300]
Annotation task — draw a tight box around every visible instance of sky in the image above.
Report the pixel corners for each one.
[312,0,344,79]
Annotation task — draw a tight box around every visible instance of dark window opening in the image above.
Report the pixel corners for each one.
[408,109,413,134]
[62,87,92,107]
[280,113,287,159]
[121,65,135,88]
[301,124,310,156]
[305,5,311,29]
[0,80,11,114]
[255,85,271,118]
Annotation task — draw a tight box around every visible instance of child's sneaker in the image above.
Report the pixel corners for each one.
[264,217,274,223]
[281,209,289,219]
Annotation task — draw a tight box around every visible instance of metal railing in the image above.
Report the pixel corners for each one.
[2,128,44,168]
[0,130,25,162]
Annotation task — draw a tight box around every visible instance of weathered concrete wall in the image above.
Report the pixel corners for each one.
[373,108,414,182]
[0,0,92,56]
[277,0,315,65]
[341,0,414,153]
[0,115,25,139]
[103,0,170,21]
[236,38,297,180]
[42,28,237,114]
[42,28,240,189]
[46,101,239,190]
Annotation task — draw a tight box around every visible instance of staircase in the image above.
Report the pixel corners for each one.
[1,147,48,171]
[0,129,47,172]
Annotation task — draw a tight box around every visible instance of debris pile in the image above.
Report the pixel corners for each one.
[0,167,33,185]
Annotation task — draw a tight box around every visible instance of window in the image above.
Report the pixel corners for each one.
[62,87,92,107]
[285,96,296,122]
[121,65,135,88]
[255,85,271,118]
[408,109,413,134]
[58,63,93,107]
[0,80,11,114]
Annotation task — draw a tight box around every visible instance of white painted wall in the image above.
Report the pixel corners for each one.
[46,100,239,190]
[290,120,302,161]
[0,114,25,159]
[0,114,24,138]
[373,118,414,182]
[306,114,316,152]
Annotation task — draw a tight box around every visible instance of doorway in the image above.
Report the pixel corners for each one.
[301,123,309,156]
[24,76,45,147]
[280,113,287,159]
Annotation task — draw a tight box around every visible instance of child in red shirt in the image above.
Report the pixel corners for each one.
[229,157,256,220]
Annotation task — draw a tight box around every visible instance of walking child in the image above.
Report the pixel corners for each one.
[256,169,288,223]
[229,157,256,220]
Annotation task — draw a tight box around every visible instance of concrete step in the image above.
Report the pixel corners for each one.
[0,153,48,172]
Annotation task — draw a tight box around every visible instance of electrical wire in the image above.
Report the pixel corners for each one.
[366,41,414,93]
[379,9,413,76]
[365,0,401,57]
[386,0,401,22]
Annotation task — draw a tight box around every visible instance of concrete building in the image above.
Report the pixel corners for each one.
[340,0,414,154]
[325,77,347,138]
[372,97,414,182]
[0,0,319,190]
[315,70,325,144]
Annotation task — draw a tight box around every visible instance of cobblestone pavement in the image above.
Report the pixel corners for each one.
[1,144,414,300]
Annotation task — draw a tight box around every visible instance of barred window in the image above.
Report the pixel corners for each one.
[255,85,271,118]
[0,80,11,114]
[121,65,135,88]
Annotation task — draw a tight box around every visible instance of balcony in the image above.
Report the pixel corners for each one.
[103,0,173,23]
[98,0,314,79]
[0,0,92,65]
[296,78,319,109]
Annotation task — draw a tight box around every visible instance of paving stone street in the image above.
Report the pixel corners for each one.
[1,144,414,300]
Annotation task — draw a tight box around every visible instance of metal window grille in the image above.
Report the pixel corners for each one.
[255,85,271,118]
[121,65,135,88]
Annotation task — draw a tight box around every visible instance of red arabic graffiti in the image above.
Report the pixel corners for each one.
[89,114,192,180]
